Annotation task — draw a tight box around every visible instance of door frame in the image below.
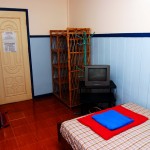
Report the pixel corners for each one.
[0,7,34,97]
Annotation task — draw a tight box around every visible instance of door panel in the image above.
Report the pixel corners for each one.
[0,10,32,104]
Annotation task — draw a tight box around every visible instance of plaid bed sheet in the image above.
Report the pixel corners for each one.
[60,103,150,150]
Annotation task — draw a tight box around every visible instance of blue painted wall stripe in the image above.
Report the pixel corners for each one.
[30,33,150,38]
[93,33,150,37]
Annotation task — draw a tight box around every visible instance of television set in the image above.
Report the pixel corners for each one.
[84,65,110,86]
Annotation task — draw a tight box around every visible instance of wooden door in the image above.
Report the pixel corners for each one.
[0,9,32,104]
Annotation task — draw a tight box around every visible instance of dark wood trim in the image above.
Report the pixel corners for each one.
[0,7,27,11]
[33,93,53,99]
[25,10,34,97]
[30,35,50,38]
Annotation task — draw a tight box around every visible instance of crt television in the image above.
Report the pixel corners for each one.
[84,65,110,86]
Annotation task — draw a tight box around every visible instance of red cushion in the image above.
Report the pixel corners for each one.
[78,105,148,140]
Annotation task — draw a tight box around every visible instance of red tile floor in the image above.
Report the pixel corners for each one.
[0,95,79,150]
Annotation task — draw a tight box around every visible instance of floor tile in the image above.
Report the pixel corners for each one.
[16,133,36,147]
[29,120,50,132]
[10,118,28,128]
[19,142,44,150]
[0,138,18,150]
[8,112,25,121]
[3,126,14,139]
[0,95,78,149]
[13,124,31,137]
[34,128,53,141]
[0,129,4,141]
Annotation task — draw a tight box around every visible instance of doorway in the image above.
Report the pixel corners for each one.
[0,8,33,104]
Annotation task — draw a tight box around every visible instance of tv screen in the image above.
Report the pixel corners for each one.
[85,65,110,86]
[88,68,107,81]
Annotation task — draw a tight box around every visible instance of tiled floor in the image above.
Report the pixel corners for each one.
[0,95,79,150]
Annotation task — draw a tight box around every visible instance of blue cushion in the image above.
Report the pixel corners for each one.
[92,110,134,130]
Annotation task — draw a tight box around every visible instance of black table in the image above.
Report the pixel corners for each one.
[79,80,117,115]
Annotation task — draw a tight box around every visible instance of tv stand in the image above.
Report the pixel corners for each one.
[79,80,117,115]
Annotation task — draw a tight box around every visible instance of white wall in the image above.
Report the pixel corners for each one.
[2,0,150,34]
[69,0,150,33]
[0,0,68,35]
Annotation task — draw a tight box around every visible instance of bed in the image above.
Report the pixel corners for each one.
[58,103,150,150]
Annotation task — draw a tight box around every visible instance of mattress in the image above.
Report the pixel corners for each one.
[60,103,150,150]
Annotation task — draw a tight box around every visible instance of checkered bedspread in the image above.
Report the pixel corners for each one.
[60,103,150,150]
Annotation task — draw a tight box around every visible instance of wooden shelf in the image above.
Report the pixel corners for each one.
[52,64,68,68]
[50,28,91,108]
[51,49,67,53]
[53,78,68,84]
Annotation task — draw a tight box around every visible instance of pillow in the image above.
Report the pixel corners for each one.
[92,110,134,130]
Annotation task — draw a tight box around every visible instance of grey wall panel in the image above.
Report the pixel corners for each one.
[91,37,150,108]
[30,37,52,96]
